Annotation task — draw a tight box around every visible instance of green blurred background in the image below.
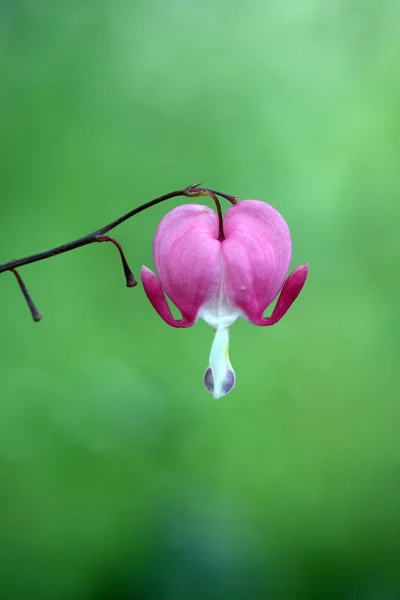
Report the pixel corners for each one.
[1,1,399,598]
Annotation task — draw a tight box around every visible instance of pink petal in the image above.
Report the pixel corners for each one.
[153,204,222,323]
[251,263,308,326]
[222,200,292,320]
[140,266,194,328]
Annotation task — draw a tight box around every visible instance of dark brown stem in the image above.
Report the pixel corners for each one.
[0,184,238,321]
[10,269,42,322]
[207,192,225,241]
[184,184,237,242]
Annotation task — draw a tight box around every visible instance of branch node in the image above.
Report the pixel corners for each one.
[185,184,238,205]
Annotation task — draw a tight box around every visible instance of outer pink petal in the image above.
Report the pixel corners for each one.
[141,266,194,328]
[153,204,222,323]
[222,200,292,320]
[251,264,308,326]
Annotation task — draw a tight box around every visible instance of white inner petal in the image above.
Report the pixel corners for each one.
[199,282,240,399]
[198,276,242,329]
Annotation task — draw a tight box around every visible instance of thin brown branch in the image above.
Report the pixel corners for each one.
[0,184,238,321]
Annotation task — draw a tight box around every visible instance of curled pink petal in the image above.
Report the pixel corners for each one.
[250,263,308,326]
[140,266,194,328]
[222,200,292,322]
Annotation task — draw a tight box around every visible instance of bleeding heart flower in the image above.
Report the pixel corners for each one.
[141,200,308,399]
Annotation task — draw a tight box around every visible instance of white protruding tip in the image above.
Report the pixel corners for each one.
[203,326,236,399]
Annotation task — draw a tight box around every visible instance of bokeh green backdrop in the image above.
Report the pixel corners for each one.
[1,1,399,599]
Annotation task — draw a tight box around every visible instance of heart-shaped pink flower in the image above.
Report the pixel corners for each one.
[141,200,308,398]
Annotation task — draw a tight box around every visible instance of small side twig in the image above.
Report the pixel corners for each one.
[96,236,137,287]
[10,269,42,322]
